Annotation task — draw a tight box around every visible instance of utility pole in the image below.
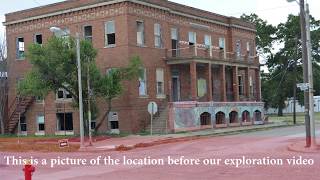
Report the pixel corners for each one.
[305,3,316,147]
[293,36,298,125]
[298,0,311,147]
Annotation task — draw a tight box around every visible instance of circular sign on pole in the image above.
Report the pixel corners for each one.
[148,101,158,115]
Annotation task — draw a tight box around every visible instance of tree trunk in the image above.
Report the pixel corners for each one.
[278,107,283,116]
[95,98,112,132]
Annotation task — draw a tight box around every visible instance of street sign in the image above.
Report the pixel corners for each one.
[148,101,158,115]
[148,101,158,136]
[297,83,309,91]
[58,139,69,148]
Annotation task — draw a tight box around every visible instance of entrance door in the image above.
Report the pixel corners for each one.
[172,76,180,102]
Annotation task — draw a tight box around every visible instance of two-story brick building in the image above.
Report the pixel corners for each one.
[4,0,264,135]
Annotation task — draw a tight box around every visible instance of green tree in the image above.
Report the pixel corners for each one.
[94,56,143,131]
[18,36,143,134]
[242,13,320,116]
[0,34,7,134]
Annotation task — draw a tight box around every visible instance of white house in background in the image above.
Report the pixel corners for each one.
[267,96,320,114]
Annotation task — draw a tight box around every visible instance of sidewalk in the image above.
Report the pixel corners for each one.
[81,122,290,152]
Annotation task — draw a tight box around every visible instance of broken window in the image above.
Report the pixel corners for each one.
[137,21,145,46]
[219,37,226,58]
[236,40,241,57]
[109,112,119,133]
[19,115,27,132]
[105,21,115,46]
[188,32,196,46]
[204,35,212,48]
[171,28,178,57]
[16,37,25,59]
[34,34,42,44]
[84,25,93,42]
[139,68,147,96]
[156,68,164,96]
[154,23,162,48]
[37,114,45,131]
[56,113,73,131]
[238,75,244,96]
[56,88,72,100]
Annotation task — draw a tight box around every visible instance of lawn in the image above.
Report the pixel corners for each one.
[268,112,320,125]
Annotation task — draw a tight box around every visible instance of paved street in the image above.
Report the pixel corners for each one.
[1,125,320,180]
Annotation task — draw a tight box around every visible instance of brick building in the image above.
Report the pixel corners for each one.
[4,0,264,135]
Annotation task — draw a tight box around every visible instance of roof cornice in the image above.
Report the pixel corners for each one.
[3,0,256,32]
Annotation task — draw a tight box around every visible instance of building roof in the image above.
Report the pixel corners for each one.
[4,0,255,31]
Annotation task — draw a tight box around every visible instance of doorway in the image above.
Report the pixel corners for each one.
[172,76,180,102]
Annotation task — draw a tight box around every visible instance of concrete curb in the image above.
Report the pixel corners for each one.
[82,123,293,152]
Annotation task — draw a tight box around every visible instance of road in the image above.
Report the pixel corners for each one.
[1,125,320,180]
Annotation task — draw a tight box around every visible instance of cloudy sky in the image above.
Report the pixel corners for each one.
[1,0,320,36]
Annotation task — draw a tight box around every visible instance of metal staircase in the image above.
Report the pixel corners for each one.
[5,96,34,134]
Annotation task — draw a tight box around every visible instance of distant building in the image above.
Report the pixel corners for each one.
[267,96,320,114]
[4,0,263,135]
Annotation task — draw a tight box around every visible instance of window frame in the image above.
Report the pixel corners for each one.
[139,68,148,96]
[105,20,116,47]
[188,32,196,46]
[137,20,145,46]
[83,25,93,42]
[36,114,45,132]
[204,35,212,48]
[34,33,43,45]
[16,37,25,60]
[154,23,162,48]
[156,68,165,97]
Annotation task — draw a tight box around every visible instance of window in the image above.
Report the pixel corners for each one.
[156,68,164,96]
[56,113,73,131]
[249,76,254,96]
[137,21,145,46]
[36,96,44,103]
[139,68,147,96]
[154,23,162,48]
[105,21,115,46]
[84,26,93,42]
[109,112,119,130]
[188,32,196,46]
[238,75,244,96]
[56,88,72,100]
[219,37,226,58]
[171,28,178,56]
[34,34,42,44]
[197,78,207,97]
[16,37,25,59]
[204,35,212,48]
[19,115,27,132]
[236,40,241,57]
[37,114,45,132]
[219,37,225,50]
[246,42,250,54]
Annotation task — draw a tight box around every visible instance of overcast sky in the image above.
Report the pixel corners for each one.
[1,0,320,36]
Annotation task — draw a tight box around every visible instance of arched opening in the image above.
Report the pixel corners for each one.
[215,111,225,124]
[242,111,250,122]
[254,110,262,121]
[229,111,238,123]
[200,112,211,126]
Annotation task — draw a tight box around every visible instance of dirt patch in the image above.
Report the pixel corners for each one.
[0,136,110,152]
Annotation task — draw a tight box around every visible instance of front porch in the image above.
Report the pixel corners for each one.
[168,101,265,133]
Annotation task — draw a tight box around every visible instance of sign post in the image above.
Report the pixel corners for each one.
[148,101,158,135]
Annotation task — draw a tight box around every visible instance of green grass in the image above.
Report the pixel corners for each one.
[268,112,320,124]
